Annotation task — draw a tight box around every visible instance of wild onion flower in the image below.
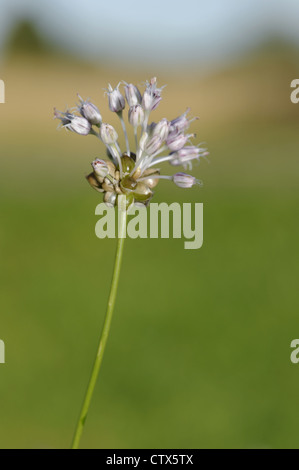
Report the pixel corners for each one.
[54,108,92,135]
[77,95,102,126]
[54,77,207,450]
[54,77,207,209]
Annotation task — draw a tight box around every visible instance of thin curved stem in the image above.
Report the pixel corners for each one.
[118,111,130,156]
[71,199,127,449]
[134,127,138,151]
[148,155,172,167]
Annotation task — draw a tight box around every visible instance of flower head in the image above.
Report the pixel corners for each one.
[54,77,206,207]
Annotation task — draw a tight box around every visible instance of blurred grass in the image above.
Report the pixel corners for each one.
[0,46,299,449]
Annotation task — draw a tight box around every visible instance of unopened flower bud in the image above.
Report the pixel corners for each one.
[166,133,193,152]
[91,159,109,179]
[106,83,125,113]
[69,117,91,135]
[100,123,118,145]
[145,135,162,155]
[128,104,144,127]
[124,83,142,107]
[152,118,170,141]
[173,172,199,188]
[54,109,91,136]
[146,122,156,136]
[78,95,102,126]
[169,109,192,134]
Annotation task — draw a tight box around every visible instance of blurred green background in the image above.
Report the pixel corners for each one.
[1,1,299,449]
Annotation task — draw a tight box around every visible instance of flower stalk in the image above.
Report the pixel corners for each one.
[71,197,127,450]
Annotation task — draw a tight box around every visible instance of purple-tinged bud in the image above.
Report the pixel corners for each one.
[54,109,91,136]
[166,133,194,152]
[91,159,109,179]
[100,123,118,145]
[69,117,92,135]
[142,77,164,112]
[152,118,170,141]
[106,83,125,113]
[169,146,206,166]
[147,121,156,136]
[124,83,142,107]
[145,135,163,155]
[78,95,102,126]
[128,104,144,127]
[173,173,200,189]
[169,109,192,134]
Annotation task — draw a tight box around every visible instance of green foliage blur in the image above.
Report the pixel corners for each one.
[0,23,299,449]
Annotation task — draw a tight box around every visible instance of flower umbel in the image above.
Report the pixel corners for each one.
[54,77,207,207]
[54,77,207,450]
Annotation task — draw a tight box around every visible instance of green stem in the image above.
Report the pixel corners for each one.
[117,111,130,157]
[71,198,127,449]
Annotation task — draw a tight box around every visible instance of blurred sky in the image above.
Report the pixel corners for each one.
[0,0,299,67]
